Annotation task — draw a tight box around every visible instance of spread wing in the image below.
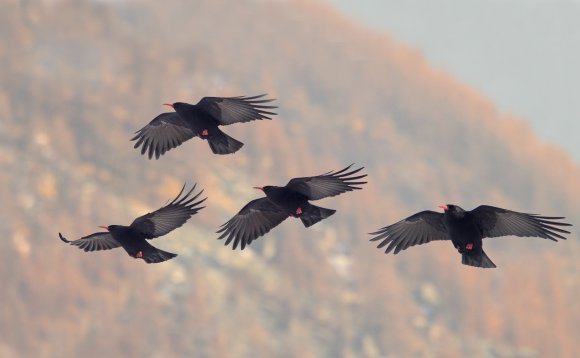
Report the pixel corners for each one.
[130,184,207,239]
[471,205,572,241]
[369,211,449,254]
[216,198,289,250]
[196,94,277,125]
[131,112,195,159]
[285,164,367,200]
[59,232,121,252]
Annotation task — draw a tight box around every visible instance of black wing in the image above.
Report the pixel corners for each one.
[131,112,195,159]
[130,184,207,239]
[369,211,449,254]
[285,164,367,200]
[196,94,277,125]
[471,205,572,241]
[216,198,289,250]
[59,232,121,252]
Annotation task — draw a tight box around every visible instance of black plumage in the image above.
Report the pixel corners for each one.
[132,95,276,158]
[370,204,572,268]
[218,165,367,250]
[59,184,206,264]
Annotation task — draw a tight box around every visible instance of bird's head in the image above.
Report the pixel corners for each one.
[98,225,121,232]
[253,186,274,194]
[438,204,466,217]
[164,102,189,111]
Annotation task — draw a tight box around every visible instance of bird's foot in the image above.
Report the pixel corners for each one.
[199,129,209,136]
[465,243,473,250]
[291,208,303,218]
[135,251,143,258]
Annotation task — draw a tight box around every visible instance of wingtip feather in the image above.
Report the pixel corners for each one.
[59,232,71,243]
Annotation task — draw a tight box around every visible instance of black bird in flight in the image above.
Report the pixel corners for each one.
[217,165,367,250]
[370,204,572,268]
[132,94,276,158]
[59,184,206,264]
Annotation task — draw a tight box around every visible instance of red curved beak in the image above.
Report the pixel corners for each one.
[438,204,448,211]
[253,186,264,191]
[97,225,110,230]
[163,103,174,108]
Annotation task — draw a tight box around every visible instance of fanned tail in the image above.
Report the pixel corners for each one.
[462,250,497,269]
[207,128,244,155]
[140,243,177,264]
[300,204,336,228]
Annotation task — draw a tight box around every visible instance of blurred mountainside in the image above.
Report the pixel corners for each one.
[0,0,578,357]
[330,0,580,161]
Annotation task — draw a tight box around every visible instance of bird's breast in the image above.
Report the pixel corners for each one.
[445,216,482,244]
[266,189,308,214]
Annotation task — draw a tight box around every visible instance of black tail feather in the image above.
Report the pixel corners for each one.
[207,129,244,155]
[141,244,177,264]
[462,250,497,268]
[300,204,336,228]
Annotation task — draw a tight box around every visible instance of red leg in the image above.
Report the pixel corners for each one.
[200,129,209,136]
[135,251,143,258]
[295,207,302,215]
[465,243,473,250]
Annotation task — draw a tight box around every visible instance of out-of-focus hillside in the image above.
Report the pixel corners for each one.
[0,0,578,357]
[330,0,580,162]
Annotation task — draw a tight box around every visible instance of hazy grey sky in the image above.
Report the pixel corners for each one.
[330,0,580,162]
